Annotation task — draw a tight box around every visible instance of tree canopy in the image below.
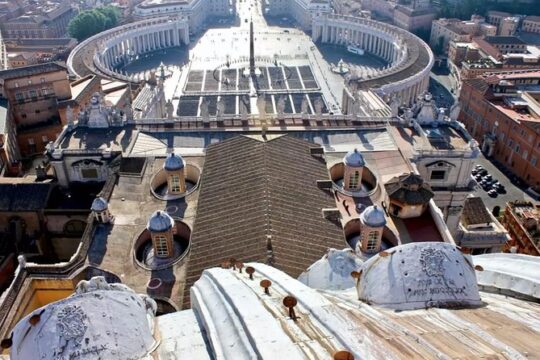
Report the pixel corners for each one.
[68,6,120,41]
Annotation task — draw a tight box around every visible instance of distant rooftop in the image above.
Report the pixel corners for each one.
[0,62,66,81]
[0,183,51,211]
[485,36,526,45]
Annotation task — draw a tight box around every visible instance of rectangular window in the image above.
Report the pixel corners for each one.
[81,168,98,179]
[28,90,37,99]
[349,171,360,189]
[171,175,181,192]
[431,170,446,180]
[15,93,24,102]
[509,139,514,147]
[27,138,35,145]
[41,135,48,143]
[515,144,520,153]
[532,156,538,166]
[366,231,379,251]
[523,150,528,160]
[154,235,169,257]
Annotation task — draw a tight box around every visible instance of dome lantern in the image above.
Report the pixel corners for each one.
[358,205,386,254]
[343,149,365,191]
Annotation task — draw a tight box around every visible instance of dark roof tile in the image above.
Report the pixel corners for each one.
[183,135,345,306]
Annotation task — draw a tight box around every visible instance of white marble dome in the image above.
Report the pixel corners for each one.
[9,277,157,360]
[357,242,482,310]
[163,152,185,171]
[343,148,365,167]
[360,205,386,228]
[147,210,174,232]
[91,196,108,212]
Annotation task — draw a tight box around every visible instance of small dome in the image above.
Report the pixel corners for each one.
[91,196,108,212]
[357,243,482,310]
[163,152,185,171]
[9,277,157,360]
[360,205,386,228]
[343,149,365,167]
[147,210,174,232]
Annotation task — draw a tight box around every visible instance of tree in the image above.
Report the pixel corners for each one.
[68,6,120,41]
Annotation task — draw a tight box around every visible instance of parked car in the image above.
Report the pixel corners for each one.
[478,169,488,176]
[487,189,498,197]
[483,174,493,181]
[493,183,506,193]
[474,174,483,182]
[472,169,479,175]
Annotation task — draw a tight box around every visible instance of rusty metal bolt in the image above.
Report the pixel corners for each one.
[0,334,12,349]
[235,261,244,273]
[333,350,354,360]
[283,295,298,321]
[474,265,484,271]
[260,279,272,295]
[246,266,255,280]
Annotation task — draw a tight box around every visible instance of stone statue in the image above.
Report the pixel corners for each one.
[66,105,74,127]
[166,99,174,119]
[87,92,111,128]
[216,97,226,119]
[314,98,323,116]
[277,96,286,115]
[239,99,248,120]
[389,94,401,117]
[256,96,266,117]
[200,98,210,121]
[77,109,88,126]
[301,97,309,115]
[111,108,122,125]
[449,102,461,122]
[124,100,133,123]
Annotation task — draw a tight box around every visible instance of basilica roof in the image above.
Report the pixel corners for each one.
[184,135,345,307]
[6,247,540,359]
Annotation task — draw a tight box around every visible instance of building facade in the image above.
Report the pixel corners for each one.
[459,72,540,190]
[522,16,540,34]
[267,0,331,31]
[3,2,75,39]
[0,62,71,156]
[132,0,235,33]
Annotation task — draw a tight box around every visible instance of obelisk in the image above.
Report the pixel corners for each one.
[249,17,255,77]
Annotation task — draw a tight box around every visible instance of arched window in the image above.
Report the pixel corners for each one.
[366,231,379,251]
